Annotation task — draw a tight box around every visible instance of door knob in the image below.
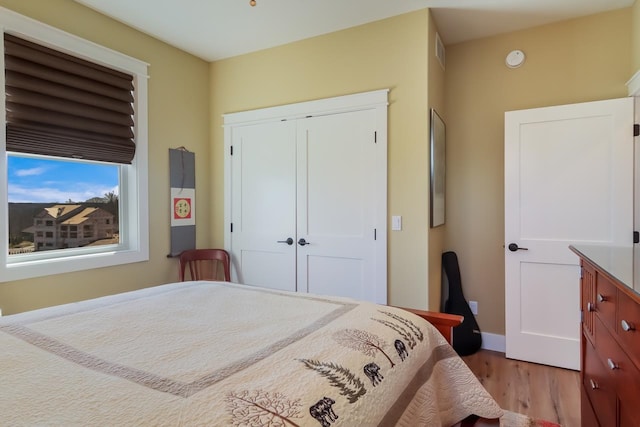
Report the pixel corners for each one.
[508,243,529,252]
[298,238,310,246]
[277,237,294,246]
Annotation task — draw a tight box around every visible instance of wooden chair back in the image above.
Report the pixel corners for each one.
[179,249,231,282]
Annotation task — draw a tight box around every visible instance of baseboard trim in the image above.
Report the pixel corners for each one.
[481,332,505,353]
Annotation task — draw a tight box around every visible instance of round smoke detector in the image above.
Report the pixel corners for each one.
[505,50,526,68]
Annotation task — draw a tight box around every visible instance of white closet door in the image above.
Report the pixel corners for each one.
[225,90,388,303]
[229,121,297,291]
[296,110,379,301]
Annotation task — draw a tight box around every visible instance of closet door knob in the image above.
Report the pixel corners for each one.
[277,238,294,245]
[507,243,529,252]
[587,302,594,312]
[297,238,311,246]
[597,294,607,303]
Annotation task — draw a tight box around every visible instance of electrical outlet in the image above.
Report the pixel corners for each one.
[468,301,478,315]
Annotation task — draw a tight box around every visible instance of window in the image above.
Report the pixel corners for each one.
[0,7,149,282]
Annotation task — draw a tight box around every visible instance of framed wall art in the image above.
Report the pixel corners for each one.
[430,109,446,228]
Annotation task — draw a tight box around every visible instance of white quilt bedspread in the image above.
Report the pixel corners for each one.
[0,281,502,426]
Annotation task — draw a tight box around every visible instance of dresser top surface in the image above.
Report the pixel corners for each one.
[570,244,638,295]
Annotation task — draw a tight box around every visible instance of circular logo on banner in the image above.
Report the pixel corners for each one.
[174,198,192,219]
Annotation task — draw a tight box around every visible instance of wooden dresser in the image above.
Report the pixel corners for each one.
[570,245,640,426]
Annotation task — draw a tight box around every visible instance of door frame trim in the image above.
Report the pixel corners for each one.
[222,89,389,126]
[223,89,389,303]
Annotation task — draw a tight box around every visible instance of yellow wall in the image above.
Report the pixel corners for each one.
[444,9,631,335]
[210,10,432,309]
[1,3,633,325]
[427,13,446,311]
[633,0,640,73]
[0,0,211,315]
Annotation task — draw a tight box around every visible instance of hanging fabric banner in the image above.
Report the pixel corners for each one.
[169,148,195,257]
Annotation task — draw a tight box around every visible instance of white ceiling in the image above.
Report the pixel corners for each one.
[75,0,635,62]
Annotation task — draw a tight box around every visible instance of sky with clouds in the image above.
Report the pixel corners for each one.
[8,155,118,203]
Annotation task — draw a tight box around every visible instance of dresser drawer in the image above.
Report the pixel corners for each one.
[580,385,600,427]
[584,338,617,426]
[617,355,640,427]
[595,316,640,425]
[617,291,640,369]
[595,273,617,333]
[620,396,640,427]
[595,317,636,372]
[582,263,597,342]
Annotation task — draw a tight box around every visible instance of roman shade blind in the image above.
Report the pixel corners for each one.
[4,33,136,164]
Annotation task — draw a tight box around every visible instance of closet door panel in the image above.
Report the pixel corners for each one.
[230,121,297,291]
[297,110,377,301]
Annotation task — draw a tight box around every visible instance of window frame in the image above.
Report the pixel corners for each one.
[0,7,149,282]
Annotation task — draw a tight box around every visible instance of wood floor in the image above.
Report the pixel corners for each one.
[462,350,581,427]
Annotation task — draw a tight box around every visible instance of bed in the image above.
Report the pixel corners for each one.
[0,280,503,426]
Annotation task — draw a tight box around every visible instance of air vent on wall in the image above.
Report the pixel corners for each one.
[435,32,445,70]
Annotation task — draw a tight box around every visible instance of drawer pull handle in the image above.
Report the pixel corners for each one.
[589,379,598,390]
[621,320,635,332]
[607,358,618,370]
[587,302,594,312]
[597,294,607,303]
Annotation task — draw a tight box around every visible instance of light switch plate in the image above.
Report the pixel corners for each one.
[392,215,402,231]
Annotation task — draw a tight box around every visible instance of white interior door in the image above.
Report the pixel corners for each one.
[229,121,297,291]
[504,97,634,370]
[296,110,380,302]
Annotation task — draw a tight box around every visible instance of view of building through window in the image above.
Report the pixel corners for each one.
[8,155,120,255]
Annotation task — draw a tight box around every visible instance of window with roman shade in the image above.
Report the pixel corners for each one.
[1,6,149,283]
[4,33,136,164]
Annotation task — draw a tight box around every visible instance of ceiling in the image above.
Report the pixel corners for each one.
[75,0,635,62]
